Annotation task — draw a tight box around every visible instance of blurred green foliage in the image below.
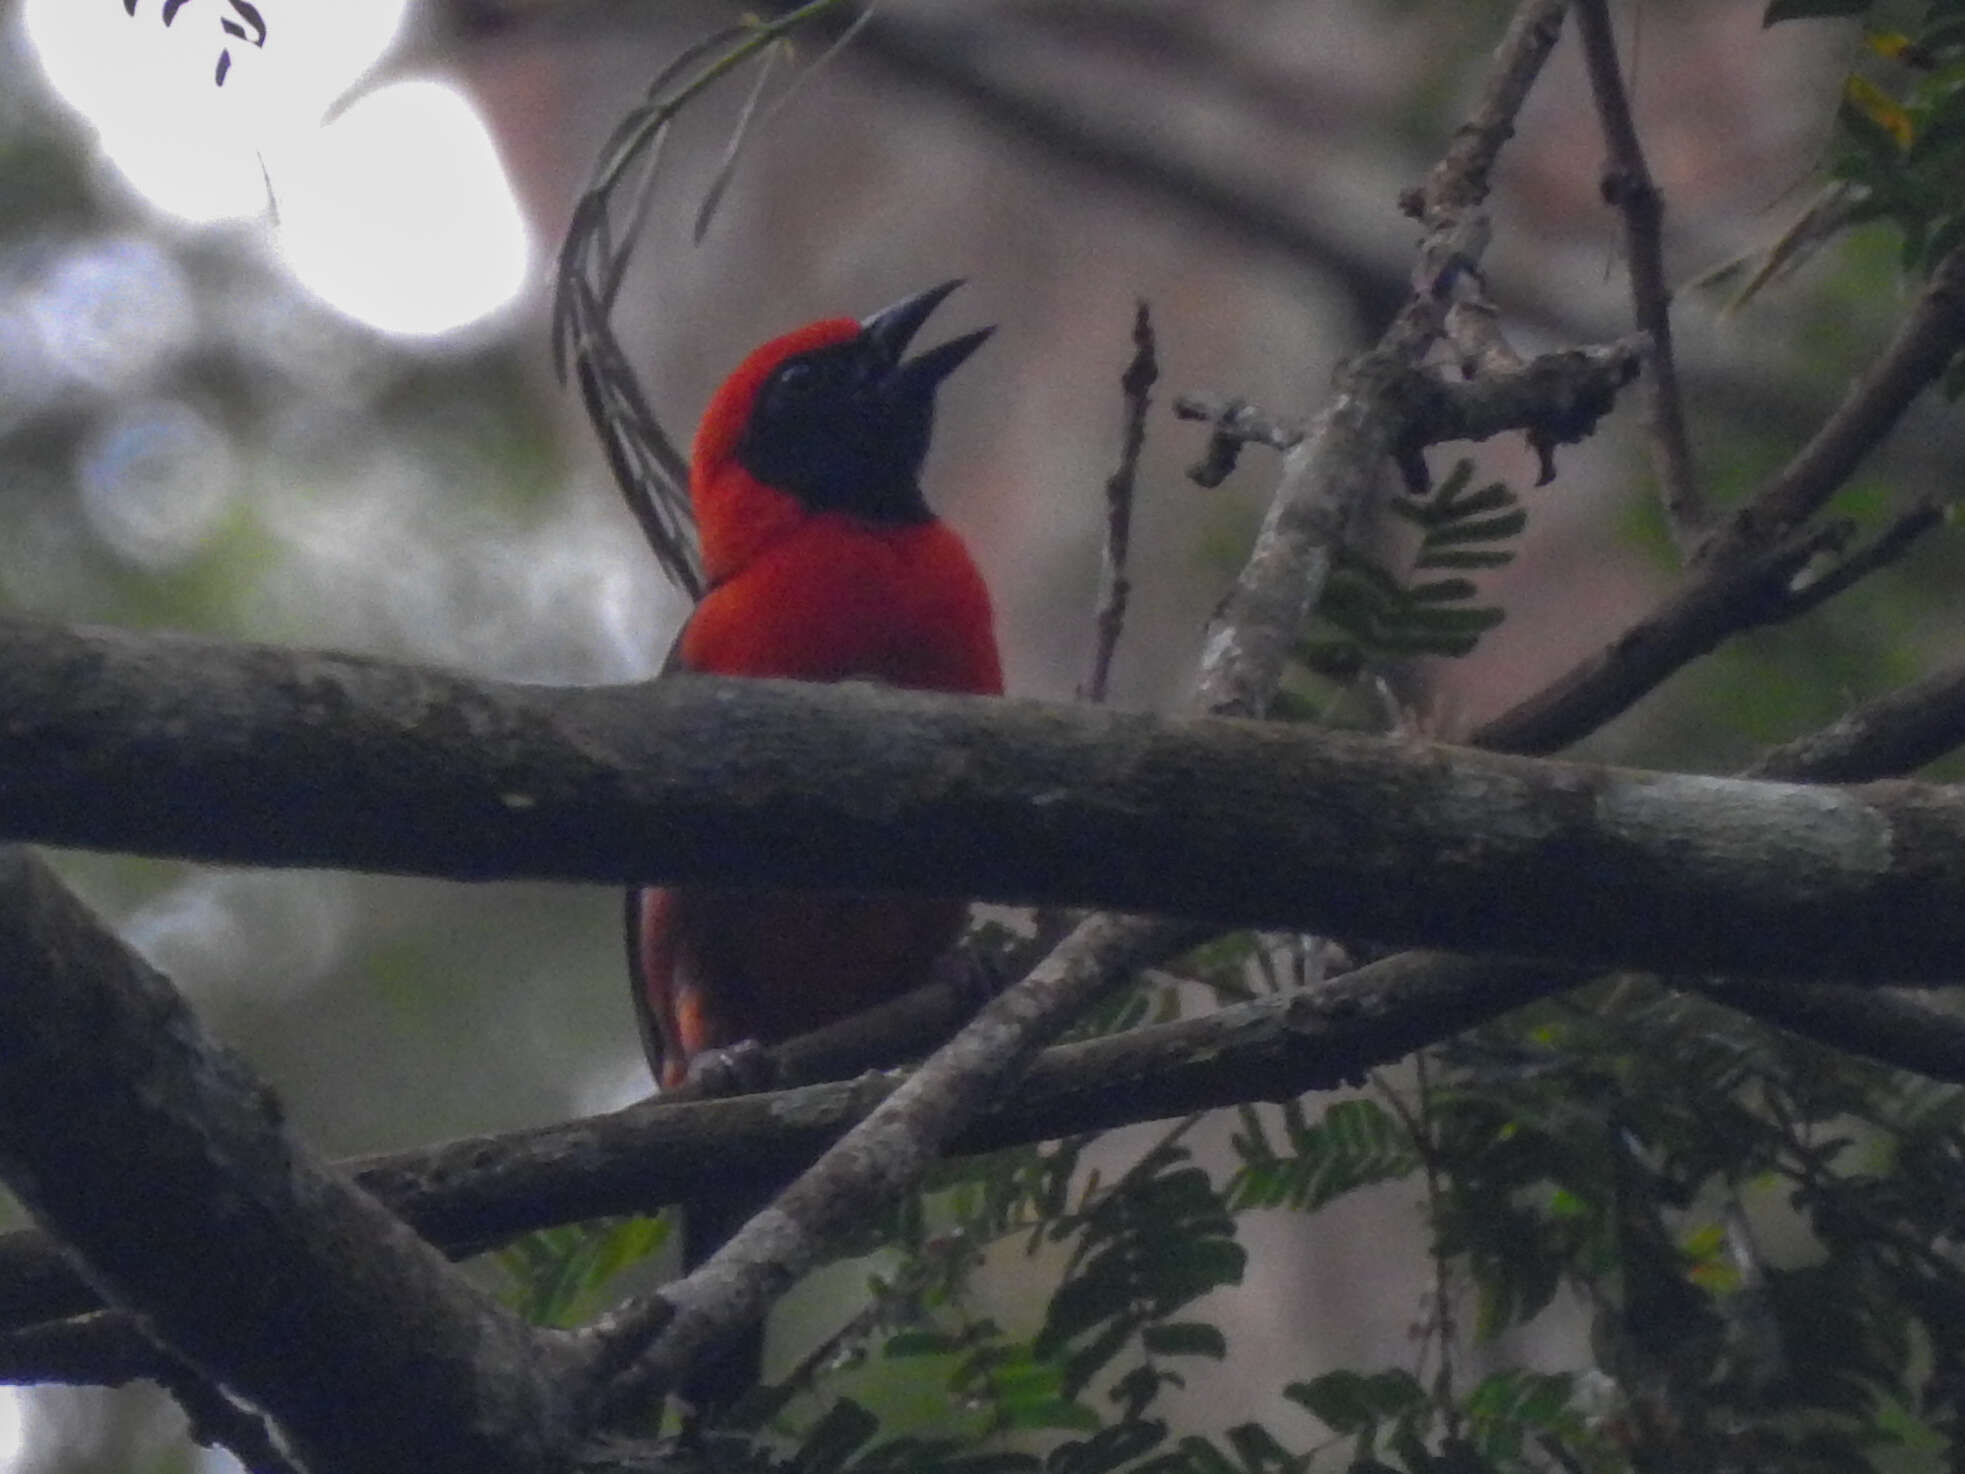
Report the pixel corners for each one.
[495,949,1965,1473]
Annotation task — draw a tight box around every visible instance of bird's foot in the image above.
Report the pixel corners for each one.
[683,1038,778,1097]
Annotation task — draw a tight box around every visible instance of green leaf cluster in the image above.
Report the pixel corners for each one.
[495,1214,669,1329]
[1227,1098,1420,1214]
[1292,461,1520,704]
[1765,1,1965,388]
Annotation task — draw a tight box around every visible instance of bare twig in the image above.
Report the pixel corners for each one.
[1454,233,1965,754]
[1573,0,1704,554]
[1083,301,1157,703]
[1402,337,1645,484]
[1471,479,1954,755]
[1777,496,1948,620]
[1700,242,1965,568]
[1176,340,1641,490]
[1173,394,1306,488]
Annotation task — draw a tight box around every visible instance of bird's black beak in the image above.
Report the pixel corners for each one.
[862,279,994,395]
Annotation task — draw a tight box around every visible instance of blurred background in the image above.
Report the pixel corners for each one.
[1,0,1961,1467]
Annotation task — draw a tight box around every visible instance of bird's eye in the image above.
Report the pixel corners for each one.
[774,361,816,394]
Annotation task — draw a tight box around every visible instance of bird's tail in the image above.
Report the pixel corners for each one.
[677,1186,770,1427]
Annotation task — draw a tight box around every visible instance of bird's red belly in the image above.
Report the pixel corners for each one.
[644,889,965,1089]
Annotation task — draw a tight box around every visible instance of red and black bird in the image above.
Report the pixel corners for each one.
[628,279,1002,1093]
[625,282,1002,1415]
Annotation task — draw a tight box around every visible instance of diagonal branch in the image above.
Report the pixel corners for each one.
[19,615,1965,979]
[1469,518,1853,753]
[1472,240,1965,753]
[0,849,584,1474]
[1699,242,1965,568]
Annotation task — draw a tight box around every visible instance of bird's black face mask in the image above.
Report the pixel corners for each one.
[737,279,992,524]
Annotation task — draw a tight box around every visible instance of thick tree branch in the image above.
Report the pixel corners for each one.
[8,644,1965,1391]
[0,848,584,1474]
[1688,977,1965,1085]
[11,616,1965,979]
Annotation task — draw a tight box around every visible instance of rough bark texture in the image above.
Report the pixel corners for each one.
[0,849,580,1474]
[6,618,1965,979]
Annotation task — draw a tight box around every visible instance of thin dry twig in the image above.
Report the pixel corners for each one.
[1173,395,1305,487]
[1083,300,1157,703]
[1573,0,1704,555]
[1779,496,1949,619]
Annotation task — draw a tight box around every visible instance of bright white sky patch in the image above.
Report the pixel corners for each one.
[21,0,531,338]
[274,80,531,337]
[0,1389,22,1472]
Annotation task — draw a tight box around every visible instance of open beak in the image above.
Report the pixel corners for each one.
[862,279,994,394]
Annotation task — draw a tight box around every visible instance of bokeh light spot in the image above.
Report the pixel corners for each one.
[76,400,239,569]
[22,0,530,338]
[26,235,197,393]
